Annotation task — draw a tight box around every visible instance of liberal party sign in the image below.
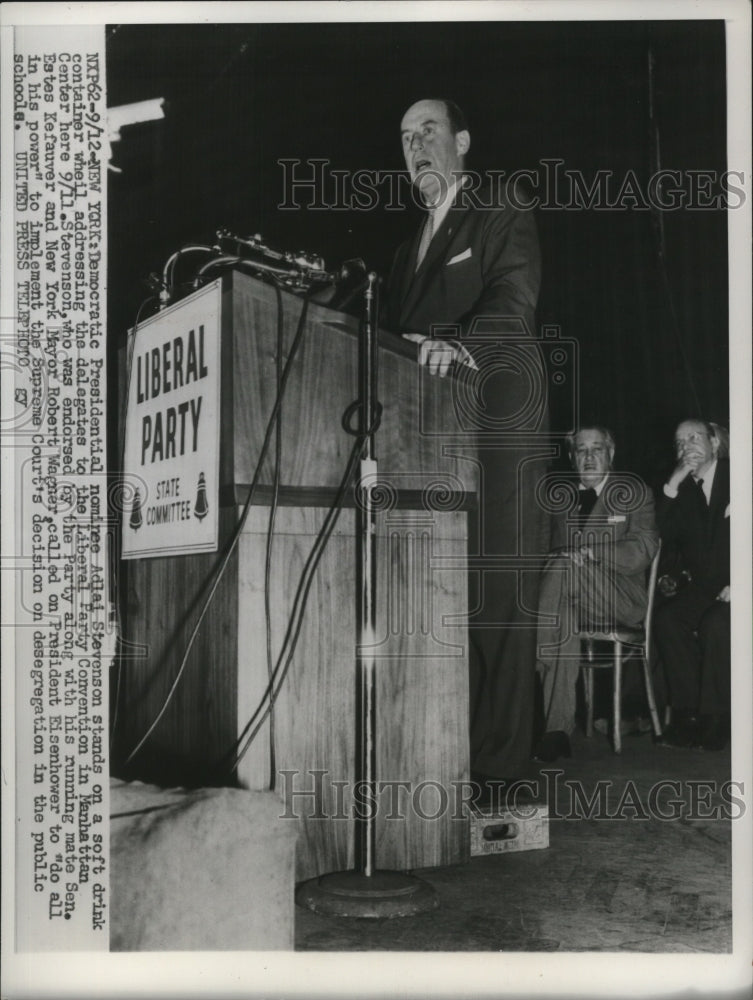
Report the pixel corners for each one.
[122,281,221,558]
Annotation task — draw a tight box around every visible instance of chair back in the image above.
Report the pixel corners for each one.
[644,540,661,656]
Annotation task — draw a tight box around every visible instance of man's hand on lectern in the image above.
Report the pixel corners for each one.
[402,333,477,377]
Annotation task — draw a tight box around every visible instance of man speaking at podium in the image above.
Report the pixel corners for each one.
[383,99,549,797]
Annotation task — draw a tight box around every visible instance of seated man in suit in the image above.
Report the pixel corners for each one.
[535,427,659,761]
[655,419,730,751]
[383,99,550,795]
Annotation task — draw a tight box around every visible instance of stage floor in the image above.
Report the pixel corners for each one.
[295,728,733,952]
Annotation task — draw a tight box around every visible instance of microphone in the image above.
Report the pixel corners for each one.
[328,258,369,313]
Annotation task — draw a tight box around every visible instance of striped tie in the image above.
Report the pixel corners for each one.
[415,211,434,271]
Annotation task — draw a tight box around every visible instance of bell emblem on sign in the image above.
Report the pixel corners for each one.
[129,488,143,531]
[194,472,209,521]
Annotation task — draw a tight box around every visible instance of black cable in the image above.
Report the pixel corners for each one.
[655,252,704,416]
[646,41,703,416]
[264,282,284,790]
[193,254,335,292]
[163,245,217,304]
[227,431,366,778]
[218,295,382,780]
[123,282,316,766]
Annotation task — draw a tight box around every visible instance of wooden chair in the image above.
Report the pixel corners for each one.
[580,546,663,753]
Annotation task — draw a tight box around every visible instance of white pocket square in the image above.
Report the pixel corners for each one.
[724,504,730,518]
[607,515,626,523]
[447,248,472,265]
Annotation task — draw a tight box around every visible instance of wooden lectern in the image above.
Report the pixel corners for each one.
[116,271,479,880]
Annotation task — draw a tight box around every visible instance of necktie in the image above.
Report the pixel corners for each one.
[693,477,708,517]
[575,487,597,528]
[415,211,434,271]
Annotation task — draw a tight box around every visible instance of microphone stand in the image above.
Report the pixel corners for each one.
[296,274,438,918]
[356,271,379,877]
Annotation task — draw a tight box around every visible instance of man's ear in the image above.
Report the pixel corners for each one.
[710,434,720,456]
[455,130,470,157]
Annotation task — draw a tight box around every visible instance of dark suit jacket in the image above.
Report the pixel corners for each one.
[657,458,730,599]
[382,179,546,777]
[548,474,660,624]
[382,180,541,348]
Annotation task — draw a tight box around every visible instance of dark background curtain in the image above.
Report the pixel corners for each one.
[106,19,729,491]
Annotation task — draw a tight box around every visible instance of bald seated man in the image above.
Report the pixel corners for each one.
[655,419,730,751]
